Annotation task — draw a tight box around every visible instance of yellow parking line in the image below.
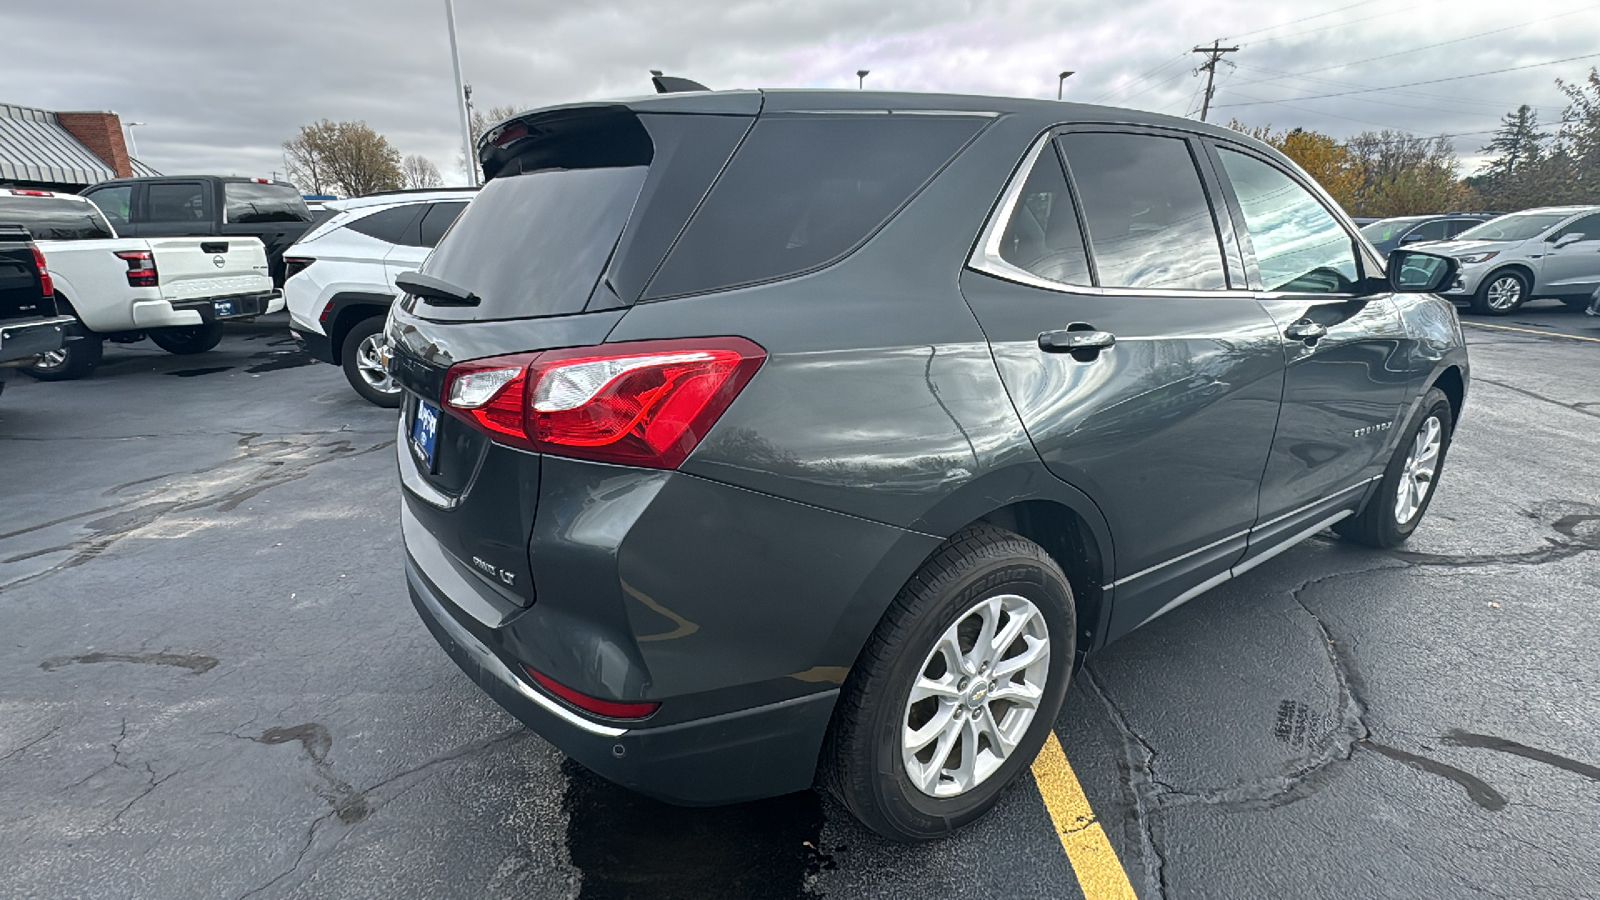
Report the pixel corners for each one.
[1031,731,1138,899]
[1462,320,1600,343]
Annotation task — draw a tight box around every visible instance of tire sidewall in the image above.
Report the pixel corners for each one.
[1474,270,1527,316]
[341,316,401,408]
[864,552,1075,837]
[26,334,101,381]
[150,323,223,355]
[1376,389,1454,543]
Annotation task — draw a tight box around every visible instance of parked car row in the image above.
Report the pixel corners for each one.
[0,189,281,382]
[1360,206,1600,315]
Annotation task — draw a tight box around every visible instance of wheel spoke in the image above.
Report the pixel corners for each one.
[989,602,1035,662]
[977,704,1016,757]
[992,635,1048,679]
[910,674,961,703]
[904,702,956,754]
[923,719,962,791]
[971,595,1001,668]
[989,680,1043,710]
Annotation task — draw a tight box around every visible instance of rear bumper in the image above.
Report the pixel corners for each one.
[408,549,840,805]
[0,315,71,364]
[136,290,283,328]
[290,324,335,364]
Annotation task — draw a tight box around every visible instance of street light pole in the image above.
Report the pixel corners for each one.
[1057,71,1074,100]
[857,69,870,89]
[125,121,145,159]
[444,0,477,187]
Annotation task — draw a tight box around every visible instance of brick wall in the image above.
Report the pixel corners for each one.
[56,111,132,178]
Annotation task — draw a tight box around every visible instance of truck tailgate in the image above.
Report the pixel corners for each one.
[151,237,272,302]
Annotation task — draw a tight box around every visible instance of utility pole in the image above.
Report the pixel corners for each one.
[444,0,477,187]
[1191,41,1238,122]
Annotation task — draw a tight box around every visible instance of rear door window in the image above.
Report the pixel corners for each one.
[145,182,208,224]
[418,201,469,248]
[1214,147,1359,293]
[1443,219,1479,238]
[421,166,648,320]
[0,196,114,240]
[993,143,1091,285]
[1057,132,1228,291]
[1406,220,1449,242]
[645,114,987,299]
[346,205,422,245]
[224,182,312,223]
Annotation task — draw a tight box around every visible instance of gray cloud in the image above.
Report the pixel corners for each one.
[4,0,1595,185]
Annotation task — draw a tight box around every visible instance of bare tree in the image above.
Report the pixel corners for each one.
[283,120,404,197]
[403,154,444,189]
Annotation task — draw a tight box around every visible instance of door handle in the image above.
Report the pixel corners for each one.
[1039,329,1116,354]
[1284,320,1327,342]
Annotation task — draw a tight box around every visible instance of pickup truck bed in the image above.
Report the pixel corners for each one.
[0,224,71,395]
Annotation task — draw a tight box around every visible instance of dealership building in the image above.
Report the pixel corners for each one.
[0,102,160,192]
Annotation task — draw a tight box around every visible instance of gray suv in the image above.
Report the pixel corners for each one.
[1422,206,1600,314]
[390,91,1468,841]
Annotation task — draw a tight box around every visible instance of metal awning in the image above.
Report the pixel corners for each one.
[0,102,159,186]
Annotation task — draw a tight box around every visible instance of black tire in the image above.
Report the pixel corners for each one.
[1470,270,1528,316]
[821,525,1076,842]
[340,316,401,408]
[149,322,224,355]
[26,332,102,381]
[1334,387,1454,548]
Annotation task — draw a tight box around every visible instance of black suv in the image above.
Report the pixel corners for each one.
[391,91,1468,841]
[0,224,71,399]
[81,176,313,286]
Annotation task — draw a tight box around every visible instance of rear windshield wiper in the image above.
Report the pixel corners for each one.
[396,271,481,307]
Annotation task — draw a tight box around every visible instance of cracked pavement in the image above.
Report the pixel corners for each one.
[2,309,1597,899]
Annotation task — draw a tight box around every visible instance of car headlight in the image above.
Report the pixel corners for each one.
[1456,251,1498,264]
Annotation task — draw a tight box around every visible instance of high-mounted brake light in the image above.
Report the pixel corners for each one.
[29,244,53,298]
[283,256,314,281]
[439,337,766,469]
[9,189,53,197]
[252,177,271,183]
[522,665,660,719]
[114,249,158,287]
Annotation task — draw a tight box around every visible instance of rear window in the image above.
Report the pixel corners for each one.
[644,114,987,300]
[1456,213,1568,242]
[0,196,114,240]
[346,205,421,245]
[420,166,648,320]
[225,182,312,224]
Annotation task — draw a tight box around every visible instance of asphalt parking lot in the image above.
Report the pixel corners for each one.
[2,305,1596,900]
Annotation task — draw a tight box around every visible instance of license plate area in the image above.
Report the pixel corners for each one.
[411,399,441,471]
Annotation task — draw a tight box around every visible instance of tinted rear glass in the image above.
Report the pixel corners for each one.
[418,201,468,248]
[1360,218,1423,242]
[346,205,421,245]
[644,114,986,300]
[420,166,647,320]
[225,182,312,223]
[0,196,114,240]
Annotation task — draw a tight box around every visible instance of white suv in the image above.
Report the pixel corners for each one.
[283,189,474,405]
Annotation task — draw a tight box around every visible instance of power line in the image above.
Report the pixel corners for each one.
[1221,0,1385,43]
[1238,0,1447,46]
[1090,52,1191,103]
[1230,63,1563,114]
[1214,50,1600,109]
[1193,41,1240,121]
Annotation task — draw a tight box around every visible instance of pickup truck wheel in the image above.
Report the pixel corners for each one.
[821,525,1075,842]
[26,334,102,381]
[150,323,224,355]
[341,317,401,408]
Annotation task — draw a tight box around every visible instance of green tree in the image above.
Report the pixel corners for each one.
[1344,131,1466,217]
[1554,67,1600,203]
[1230,122,1362,210]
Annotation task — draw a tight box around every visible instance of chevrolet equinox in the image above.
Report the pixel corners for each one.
[390,90,1468,841]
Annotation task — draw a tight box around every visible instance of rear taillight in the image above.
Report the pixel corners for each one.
[441,337,765,469]
[9,189,53,197]
[283,256,314,280]
[29,244,53,298]
[523,665,659,719]
[115,249,158,288]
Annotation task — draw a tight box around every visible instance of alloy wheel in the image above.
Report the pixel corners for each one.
[901,592,1050,798]
[37,349,67,369]
[356,334,399,394]
[1485,276,1522,311]
[1395,414,1443,524]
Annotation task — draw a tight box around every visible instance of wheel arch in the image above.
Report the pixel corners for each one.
[1482,263,1535,294]
[323,292,393,363]
[1431,364,1466,422]
[974,499,1110,657]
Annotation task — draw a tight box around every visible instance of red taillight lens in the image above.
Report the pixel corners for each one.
[522,666,660,719]
[440,337,765,469]
[9,189,53,197]
[29,244,53,298]
[114,249,158,287]
[284,256,314,281]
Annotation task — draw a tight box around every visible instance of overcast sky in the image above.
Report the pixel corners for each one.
[5,0,1597,187]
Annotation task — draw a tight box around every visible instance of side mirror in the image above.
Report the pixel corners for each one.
[1387,249,1458,294]
[1399,232,1428,245]
[1552,232,1585,248]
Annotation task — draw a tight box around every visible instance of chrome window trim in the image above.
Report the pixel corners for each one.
[966,131,1245,300]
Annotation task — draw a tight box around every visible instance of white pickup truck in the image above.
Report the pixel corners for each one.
[0,189,282,380]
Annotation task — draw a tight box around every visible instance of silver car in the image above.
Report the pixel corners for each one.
[1418,206,1600,315]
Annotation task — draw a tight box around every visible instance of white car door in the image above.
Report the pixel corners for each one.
[1539,212,1600,298]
